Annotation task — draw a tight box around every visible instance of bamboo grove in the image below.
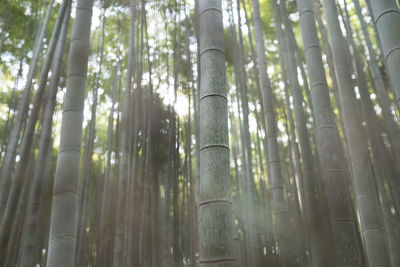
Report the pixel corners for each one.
[0,0,400,266]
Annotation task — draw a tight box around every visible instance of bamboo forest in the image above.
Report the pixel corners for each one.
[1,0,400,266]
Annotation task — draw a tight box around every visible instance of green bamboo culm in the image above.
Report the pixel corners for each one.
[0,0,55,219]
[296,0,364,265]
[198,0,235,266]
[17,3,71,266]
[252,0,297,265]
[276,0,332,265]
[352,0,400,176]
[369,0,400,109]
[45,0,94,266]
[321,0,391,265]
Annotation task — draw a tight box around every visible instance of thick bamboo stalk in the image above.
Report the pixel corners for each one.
[251,0,297,265]
[45,0,93,265]
[369,0,400,110]
[321,0,391,265]
[198,0,235,266]
[17,5,71,266]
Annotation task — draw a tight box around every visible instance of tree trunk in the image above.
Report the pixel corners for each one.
[0,0,69,256]
[278,2,332,264]
[341,3,400,265]
[368,0,400,110]
[0,21,30,161]
[17,4,71,266]
[296,0,364,264]
[353,0,400,176]
[198,0,235,266]
[98,60,119,267]
[0,0,54,218]
[311,0,344,131]
[76,11,105,266]
[227,3,258,264]
[113,0,135,262]
[251,0,297,265]
[322,0,391,265]
[45,0,93,265]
